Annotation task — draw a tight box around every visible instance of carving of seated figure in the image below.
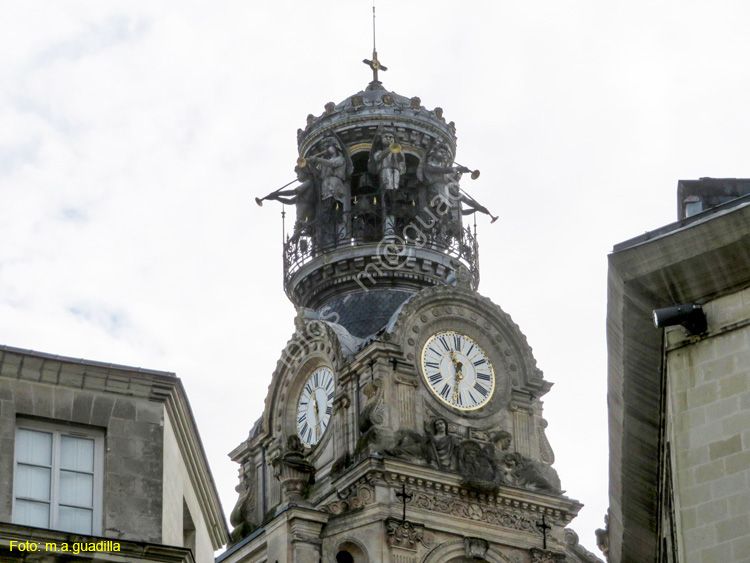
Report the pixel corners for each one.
[490,431,562,494]
[424,418,458,470]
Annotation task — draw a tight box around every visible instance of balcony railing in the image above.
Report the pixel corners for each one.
[282,205,480,294]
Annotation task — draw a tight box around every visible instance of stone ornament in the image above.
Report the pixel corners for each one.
[319,482,375,516]
[386,422,562,495]
[272,435,315,504]
[228,463,256,543]
[594,511,610,561]
[409,489,539,532]
[384,518,434,551]
[530,548,566,563]
[355,377,386,455]
[464,537,490,560]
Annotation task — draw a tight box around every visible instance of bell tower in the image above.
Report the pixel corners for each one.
[221,53,600,563]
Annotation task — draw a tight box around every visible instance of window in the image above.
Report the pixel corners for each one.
[13,419,104,535]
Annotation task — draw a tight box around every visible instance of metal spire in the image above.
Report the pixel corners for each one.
[363,1,387,83]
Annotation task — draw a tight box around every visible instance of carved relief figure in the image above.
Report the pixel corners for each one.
[458,440,496,483]
[355,378,385,455]
[490,431,562,494]
[385,428,425,462]
[424,417,459,470]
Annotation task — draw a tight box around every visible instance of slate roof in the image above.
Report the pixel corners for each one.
[321,289,414,338]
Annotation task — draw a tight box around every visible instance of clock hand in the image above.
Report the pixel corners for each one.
[452,361,464,403]
[313,392,320,436]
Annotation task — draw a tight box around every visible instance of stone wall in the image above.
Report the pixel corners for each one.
[666,286,750,562]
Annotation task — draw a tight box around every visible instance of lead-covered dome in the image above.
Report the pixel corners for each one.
[298,81,457,160]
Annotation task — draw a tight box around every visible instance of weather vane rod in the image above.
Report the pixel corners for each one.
[363,0,387,83]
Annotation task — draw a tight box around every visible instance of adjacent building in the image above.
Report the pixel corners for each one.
[606,179,750,562]
[0,345,229,562]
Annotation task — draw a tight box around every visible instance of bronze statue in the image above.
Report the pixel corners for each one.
[418,140,496,223]
[306,136,348,206]
[257,165,317,239]
[305,135,352,242]
[417,140,457,203]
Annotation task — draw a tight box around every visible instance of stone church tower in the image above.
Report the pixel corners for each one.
[220,57,600,563]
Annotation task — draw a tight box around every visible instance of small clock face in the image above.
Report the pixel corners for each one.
[296,367,335,447]
[421,331,495,410]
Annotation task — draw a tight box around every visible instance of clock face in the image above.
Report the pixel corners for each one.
[421,331,495,410]
[296,367,335,447]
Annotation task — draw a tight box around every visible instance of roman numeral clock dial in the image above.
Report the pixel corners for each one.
[421,331,495,410]
[296,367,335,447]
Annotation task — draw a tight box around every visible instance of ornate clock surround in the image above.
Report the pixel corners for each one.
[388,285,551,414]
[286,354,337,452]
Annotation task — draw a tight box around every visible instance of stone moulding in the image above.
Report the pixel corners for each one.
[315,459,580,530]
[383,471,575,527]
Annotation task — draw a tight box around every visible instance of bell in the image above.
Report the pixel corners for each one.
[353,196,358,205]
[373,196,377,204]
[412,200,415,206]
[335,202,340,210]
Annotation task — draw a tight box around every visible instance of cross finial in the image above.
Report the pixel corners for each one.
[363,51,387,84]
[536,514,552,550]
[363,2,387,83]
[395,484,412,523]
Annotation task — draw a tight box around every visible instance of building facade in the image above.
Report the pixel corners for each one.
[606,181,750,562]
[223,58,600,563]
[0,345,228,563]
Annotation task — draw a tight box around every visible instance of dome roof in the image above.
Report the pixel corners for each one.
[297,81,458,159]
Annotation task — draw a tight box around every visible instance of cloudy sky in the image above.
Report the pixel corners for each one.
[3,0,750,556]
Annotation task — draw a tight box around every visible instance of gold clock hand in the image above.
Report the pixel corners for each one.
[313,392,320,431]
[452,362,465,403]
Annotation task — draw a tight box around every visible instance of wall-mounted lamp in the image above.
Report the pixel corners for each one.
[653,304,707,336]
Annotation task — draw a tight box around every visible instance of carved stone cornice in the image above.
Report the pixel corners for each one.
[382,464,581,526]
[407,488,541,534]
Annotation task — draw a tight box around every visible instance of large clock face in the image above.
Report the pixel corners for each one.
[296,367,335,447]
[421,331,495,410]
